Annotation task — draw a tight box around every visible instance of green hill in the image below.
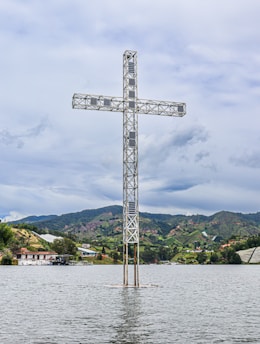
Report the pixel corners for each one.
[10,206,260,247]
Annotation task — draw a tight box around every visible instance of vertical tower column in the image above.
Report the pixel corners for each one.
[123,50,139,287]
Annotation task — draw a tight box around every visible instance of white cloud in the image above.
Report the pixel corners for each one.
[0,0,260,217]
[1,211,28,223]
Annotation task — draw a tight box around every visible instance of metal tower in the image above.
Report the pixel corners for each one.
[72,50,186,287]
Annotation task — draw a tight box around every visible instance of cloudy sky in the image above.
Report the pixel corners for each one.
[1,0,260,220]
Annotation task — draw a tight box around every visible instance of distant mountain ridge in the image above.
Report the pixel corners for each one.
[10,206,260,245]
[14,214,58,224]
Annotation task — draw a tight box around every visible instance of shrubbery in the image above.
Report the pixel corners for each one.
[0,223,14,249]
[1,253,13,265]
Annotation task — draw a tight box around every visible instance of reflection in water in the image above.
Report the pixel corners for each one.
[110,288,146,344]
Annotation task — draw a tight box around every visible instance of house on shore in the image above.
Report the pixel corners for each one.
[78,247,97,257]
[15,248,58,266]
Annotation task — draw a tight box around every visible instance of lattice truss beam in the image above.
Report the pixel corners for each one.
[72,94,186,117]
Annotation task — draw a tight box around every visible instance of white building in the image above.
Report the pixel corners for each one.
[78,247,97,257]
[16,248,58,266]
[31,232,63,243]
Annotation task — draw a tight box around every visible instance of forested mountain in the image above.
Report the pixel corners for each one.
[11,206,260,246]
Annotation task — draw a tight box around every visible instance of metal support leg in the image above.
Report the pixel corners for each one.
[134,243,137,286]
[123,243,128,286]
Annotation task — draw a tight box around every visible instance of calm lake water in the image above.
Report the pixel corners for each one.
[0,264,259,344]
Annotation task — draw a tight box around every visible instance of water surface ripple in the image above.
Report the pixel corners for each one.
[0,265,259,343]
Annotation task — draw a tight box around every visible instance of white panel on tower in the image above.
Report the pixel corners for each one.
[104,98,111,106]
[129,79,135,86]
[91,97,97,105]
[178,105,184,112]
[129,91,135,98]
[128,62,135,74]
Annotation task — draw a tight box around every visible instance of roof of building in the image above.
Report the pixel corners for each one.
[17,248,57,255]
[78,247,97,254]
[39,234,63,243]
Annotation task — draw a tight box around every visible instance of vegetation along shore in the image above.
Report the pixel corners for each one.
[1,205,260,265]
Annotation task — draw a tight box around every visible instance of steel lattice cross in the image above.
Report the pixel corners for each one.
[72,50,186,287]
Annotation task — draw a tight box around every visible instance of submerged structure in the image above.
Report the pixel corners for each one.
[72,50,186,286]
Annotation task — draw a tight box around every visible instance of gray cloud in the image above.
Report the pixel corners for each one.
[0,116,49,149]
[0,129,24,148]
[231,151,260,169]
[169,126,209,147]
[195,151,210,162]
[1,0,260,219]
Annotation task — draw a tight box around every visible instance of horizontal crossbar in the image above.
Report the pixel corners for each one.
[73,93,186,117]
